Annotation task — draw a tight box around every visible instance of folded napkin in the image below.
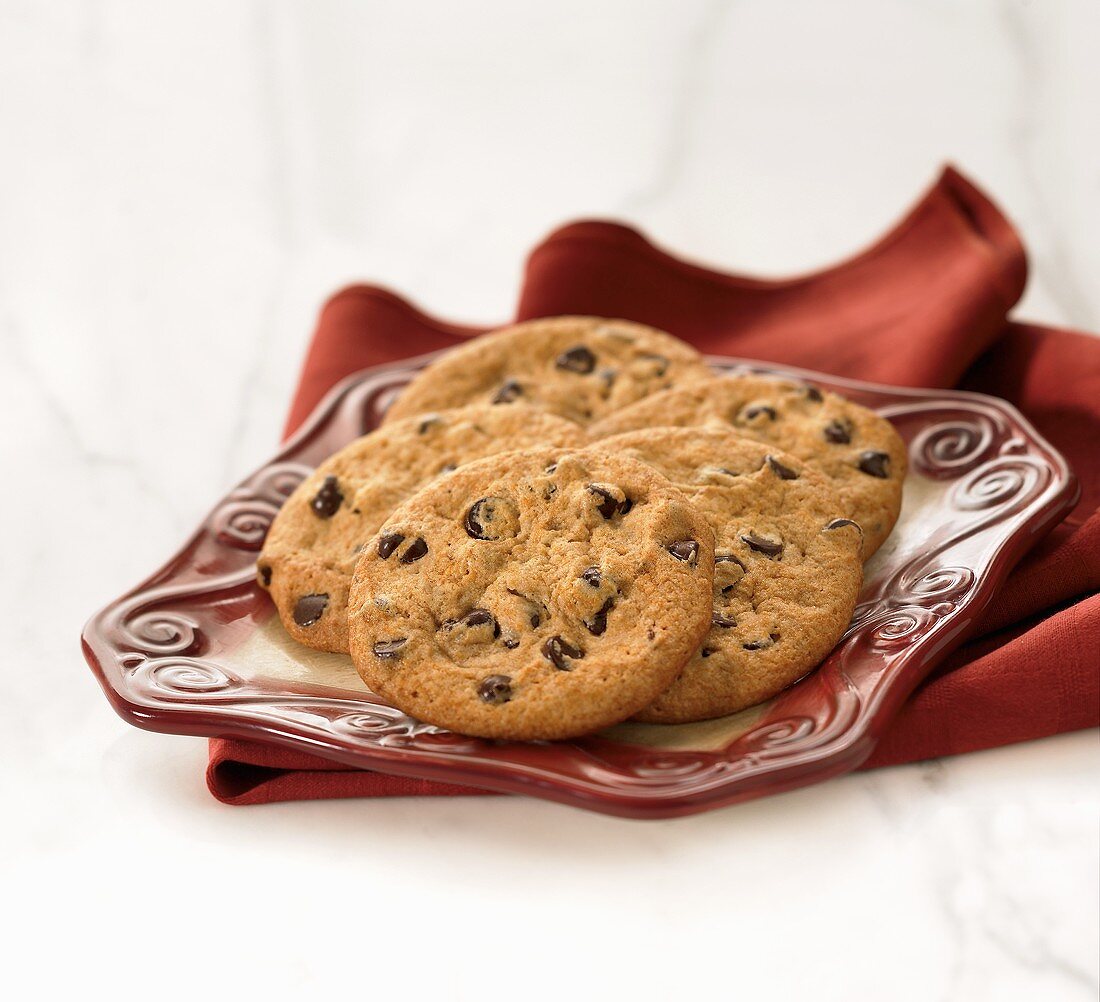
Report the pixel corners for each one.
[208,166,1099,805]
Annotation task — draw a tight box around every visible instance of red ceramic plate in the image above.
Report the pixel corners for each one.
[82,356,1077,818]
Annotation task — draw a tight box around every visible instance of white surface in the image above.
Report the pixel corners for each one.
[1,2,1097,999]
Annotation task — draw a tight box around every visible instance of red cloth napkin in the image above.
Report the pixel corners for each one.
[208,166,1100,805]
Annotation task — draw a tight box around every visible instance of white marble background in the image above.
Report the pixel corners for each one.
[1,2,1097,1000]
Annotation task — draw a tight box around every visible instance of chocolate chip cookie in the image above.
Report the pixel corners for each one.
[347,448,715,740]
[381,316,712,427]
[258,405,586,653]
[593,428,863,723]
[589,374,907,557]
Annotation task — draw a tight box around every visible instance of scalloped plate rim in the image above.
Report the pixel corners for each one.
[81,352,1079,818]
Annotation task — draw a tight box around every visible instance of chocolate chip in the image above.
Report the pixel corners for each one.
[372,638,407,659]
[857,451,890,478]
[377,532,405,559]
[439,463,457,474]
[740,532,783,558]
[667,540,699,565]
[491,379,523,404]
[715,551,747,599]
[825,518,862,532]
[711,611,737,628]
[743,632,780,651]
[418,416,442,434]
[293,593,328,627]
[465,500,491,538]
[310,475,343,518]
[765,455,799,480]
[542,635,585,670]
[824,419,852,444]
[805,385,824,403]
[545,463,558,474]
[701,647,716,658]
[637,352,669,376]
[257,564,272,587]
[529,612,540,628]
[502,637,519,650]
[744,405,777,421]
[399,537,429,563]
[464,497,517,540]
[461,608,501,638]
[581,566,602,587]
[588,485,619,519]
[587,484,631,519]
[584,597,615,636]
[556,345,596,374]
[598,369,617,396]
[478,674,513,704]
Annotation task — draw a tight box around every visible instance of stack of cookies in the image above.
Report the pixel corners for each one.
[258,318,906,740]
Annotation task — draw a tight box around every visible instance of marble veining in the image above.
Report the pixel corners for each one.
[0,2,1095,1000]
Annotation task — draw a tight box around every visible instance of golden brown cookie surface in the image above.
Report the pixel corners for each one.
[257,405,585,653]
[382,316,712,427]
[348,448,715,740]
[593,428,863,723]
[589,374,907,557]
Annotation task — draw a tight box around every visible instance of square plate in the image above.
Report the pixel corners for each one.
[82,356,1076,818]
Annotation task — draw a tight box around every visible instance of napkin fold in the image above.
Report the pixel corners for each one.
[208,166,1099,805]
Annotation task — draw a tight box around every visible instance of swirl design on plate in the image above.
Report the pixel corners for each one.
[850,569,973,653]
[331,707,483,751]
[572,755,739,788]
[108,566,257,663]
[629,757,714,779]
[117,608,201,656]
[129,656,243,699]
[897,565,975,603]
[858,606,944,652]
[213,502,280,551]
[211,461,312,550]
[952,457,1048,512]
[910,415,1001,477]
[846,560,975,654]
[332,705,432,737]
[744,716,817,748]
